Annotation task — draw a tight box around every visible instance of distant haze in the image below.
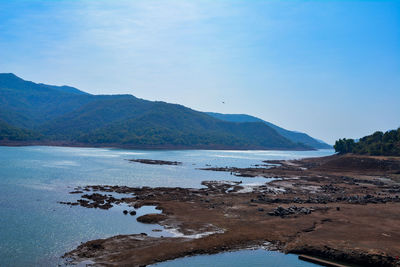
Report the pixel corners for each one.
[0,0,399,144]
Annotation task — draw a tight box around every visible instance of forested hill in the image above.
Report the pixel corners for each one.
[206,112,331,149]
[334,128,400,156]
[0,73,317,150]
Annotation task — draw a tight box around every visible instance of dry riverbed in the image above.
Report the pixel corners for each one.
[61,154,400,266]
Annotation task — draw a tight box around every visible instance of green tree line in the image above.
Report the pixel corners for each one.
[334,128,400,156]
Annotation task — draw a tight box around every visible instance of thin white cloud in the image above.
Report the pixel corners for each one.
[0,0,398,144]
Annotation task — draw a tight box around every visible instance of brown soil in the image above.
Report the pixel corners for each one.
[62,154,400,266]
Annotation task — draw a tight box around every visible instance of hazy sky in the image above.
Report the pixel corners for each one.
[0,0,399,144]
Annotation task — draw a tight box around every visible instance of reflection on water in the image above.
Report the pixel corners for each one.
[0,146,333,266]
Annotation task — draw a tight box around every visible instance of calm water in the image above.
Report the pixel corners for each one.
[0,146,333,266]
[152,249,319,267]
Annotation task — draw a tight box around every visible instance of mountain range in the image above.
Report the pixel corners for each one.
[206,113,330,149]
[0,73,330,150]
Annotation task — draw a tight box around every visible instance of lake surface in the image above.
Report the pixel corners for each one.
[152,249,319,267]
[0,146,333,266]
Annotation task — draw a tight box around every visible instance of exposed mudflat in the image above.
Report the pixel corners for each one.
[62,154,400,266]
[128,159,182,166]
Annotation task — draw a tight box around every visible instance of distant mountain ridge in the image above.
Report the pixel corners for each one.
[206,113,331,149]
[0,73,327,150]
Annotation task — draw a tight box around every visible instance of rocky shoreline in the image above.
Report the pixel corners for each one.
[61,154,400,266]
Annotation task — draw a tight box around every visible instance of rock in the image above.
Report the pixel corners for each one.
[123,210,128,215]
[129,210,136,216]
[268,206,313,217]
[129,159,182,165]
[70,190,84,194]
[87,242,104,250]
[137,214,167,224]
[98,203,113,209]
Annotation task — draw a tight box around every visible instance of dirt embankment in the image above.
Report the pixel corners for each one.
[62,154,400,266]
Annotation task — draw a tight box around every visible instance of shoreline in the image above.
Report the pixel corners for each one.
[62,154,400,266]
[0,141,320,151]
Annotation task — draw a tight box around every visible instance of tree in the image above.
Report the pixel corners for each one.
[334,138,355,154]
[334,128,400,156]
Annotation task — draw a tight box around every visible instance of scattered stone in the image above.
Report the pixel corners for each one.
[61,154,400,267]
[268,206,313,217]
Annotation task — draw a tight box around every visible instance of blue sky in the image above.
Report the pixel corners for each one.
[0,0,399,144]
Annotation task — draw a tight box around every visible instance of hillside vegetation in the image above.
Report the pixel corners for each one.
[0,120,41,141]
[207,112,331,149]
[334,128,400,156]
[0,73,325,150]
